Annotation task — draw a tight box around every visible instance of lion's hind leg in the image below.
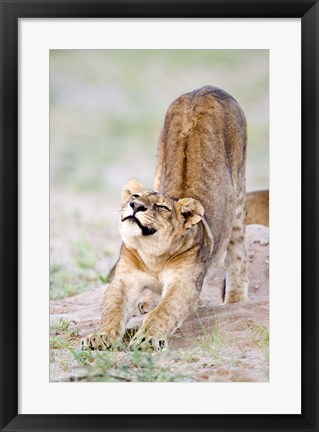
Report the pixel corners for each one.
[224,188,249,304]
[134,288,161,316]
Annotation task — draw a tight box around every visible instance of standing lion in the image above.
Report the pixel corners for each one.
[82,86,249,351]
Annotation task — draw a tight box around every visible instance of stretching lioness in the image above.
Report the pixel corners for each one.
[81,86,249,351]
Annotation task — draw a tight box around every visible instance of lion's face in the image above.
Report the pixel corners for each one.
[119,179,204,255]
[120,186,178,238]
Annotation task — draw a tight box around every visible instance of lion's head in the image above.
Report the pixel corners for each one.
[119,179,204,255]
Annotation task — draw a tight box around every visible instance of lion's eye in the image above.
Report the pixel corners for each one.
[156,204,170,211]
[132,194,140,198]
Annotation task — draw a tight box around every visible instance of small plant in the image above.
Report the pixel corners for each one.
[250,324,269,367]
[71,349,116,382]
[98,274,112,284]
[251,324,269,349]
[69,328,80,338]
[87,352,117,381]
[70,348,95,365]
[196,311,227,360]
[59,359,70,372]
[50,336,69,349]
[57,317,71,332]
[50,263,64,274]
[184,349,199,363]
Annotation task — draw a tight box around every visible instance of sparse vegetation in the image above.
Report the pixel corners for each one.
[50,317,81,350]
[57,317,71,332]
[50,263,91,300]
[98,274,112,284]
[250,323,269,368]
[50,243,114,300]
[183,350,200,363]
[59,359,70,372]
[70,347,185,382]
[50,314,269,382]
[70,348,95,365]
[50,336,70,350]
[251,324,269,349]
[196,312,228,360]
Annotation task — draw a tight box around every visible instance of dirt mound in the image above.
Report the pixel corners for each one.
[50,224,269,382]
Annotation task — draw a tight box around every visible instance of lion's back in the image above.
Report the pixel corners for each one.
[155,86,247,255]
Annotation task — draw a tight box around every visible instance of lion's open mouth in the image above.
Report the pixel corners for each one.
[121,216,157,236]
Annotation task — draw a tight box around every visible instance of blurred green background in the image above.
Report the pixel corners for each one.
[50,50,269,300]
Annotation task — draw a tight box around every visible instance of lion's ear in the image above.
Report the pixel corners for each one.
[177,198,204,229]
[121,179,144,202]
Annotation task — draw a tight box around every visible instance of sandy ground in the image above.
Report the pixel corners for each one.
[50,224,269,382]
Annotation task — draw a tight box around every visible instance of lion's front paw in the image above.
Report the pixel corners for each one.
[81,333,114,351]
[128,329,168,352]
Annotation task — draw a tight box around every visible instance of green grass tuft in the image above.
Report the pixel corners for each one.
[50,336,70,349]
[251,324,269,349]
[57,317,71,332]
[196,311,227,359]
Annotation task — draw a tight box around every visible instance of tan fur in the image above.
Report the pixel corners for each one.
[246,190,269,226]
[81,86,249,352]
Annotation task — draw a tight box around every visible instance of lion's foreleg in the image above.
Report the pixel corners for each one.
[130,274,200,351]
[100,279,132,340]
[81,274,143,350]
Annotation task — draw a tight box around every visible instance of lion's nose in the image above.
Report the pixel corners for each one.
[130,201,147,213]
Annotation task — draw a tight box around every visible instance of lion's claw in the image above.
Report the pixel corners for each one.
[128,330,168,352]
[80,333,113,351]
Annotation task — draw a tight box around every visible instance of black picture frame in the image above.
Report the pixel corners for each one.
[0,1,318,431]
